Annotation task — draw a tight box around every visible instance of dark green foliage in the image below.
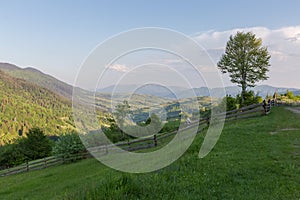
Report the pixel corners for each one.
[219,95,237,111]
[0,143,26,168]
[218,32,271,105]
[236,91,262,106]
[19,128,52,160]
[52,132,86,158]
[217,92,262,111]
[103,123,133,143]
[225,95,237,111]
[0,128,52,168]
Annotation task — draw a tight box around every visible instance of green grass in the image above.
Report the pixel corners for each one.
[0,107,299,199]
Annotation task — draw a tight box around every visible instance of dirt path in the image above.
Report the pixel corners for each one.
[268,107,300,135]
[270,128,300,135]
[285,107,300,114]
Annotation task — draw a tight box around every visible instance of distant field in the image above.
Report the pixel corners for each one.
[0,107,299,199]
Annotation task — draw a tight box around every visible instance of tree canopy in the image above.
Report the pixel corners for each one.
[19,128,52,160]
[217,31,271,105]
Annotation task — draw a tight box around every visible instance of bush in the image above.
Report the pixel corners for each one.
[0,128,53,168]
[52,132,85,157]
[221,95,237,111]
[285,90,294,99]
[0,143,26,168]
[103,124,127,143]
[237,91,262,106]
[19,127,53,160]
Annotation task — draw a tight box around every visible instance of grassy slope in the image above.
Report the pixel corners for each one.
[0,107,299,199]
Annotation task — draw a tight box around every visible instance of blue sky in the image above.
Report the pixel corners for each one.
[1,0,300,88]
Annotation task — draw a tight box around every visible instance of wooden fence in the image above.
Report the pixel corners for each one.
[0,101,276,177]
[0,152,92,176]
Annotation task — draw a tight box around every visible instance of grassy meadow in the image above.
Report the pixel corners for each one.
[0,107,299,199]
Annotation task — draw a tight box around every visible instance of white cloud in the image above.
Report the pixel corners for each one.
[162,58,185,65]
[193,26,300,88]
[98,27,300,89]
[107,64,129,72]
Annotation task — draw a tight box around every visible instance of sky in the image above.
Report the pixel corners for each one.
[0,0,300,89]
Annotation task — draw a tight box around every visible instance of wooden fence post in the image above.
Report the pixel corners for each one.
[128,140,131,151]
[44,158,47,168]
[105,145,108,155]
[262,100,267,114]
[154,134,157,147]
[206,117,210,126]
[26,161,29,172]
[271,99,275,107]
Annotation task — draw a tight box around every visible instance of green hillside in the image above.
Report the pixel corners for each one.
[0,70,74,144]
[0,63,73,99]
[0,107,299,199]
[0,67,213,144]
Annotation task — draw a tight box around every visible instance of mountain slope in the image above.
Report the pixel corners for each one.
[0,70,75,144]
[0,63,73,99]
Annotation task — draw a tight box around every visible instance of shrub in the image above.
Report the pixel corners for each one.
[52,132,85,157]
[285,90,294,99]
[0,143,26,168]
[222,95,237,111]
[237,91,262,106]
[19,127,52,160]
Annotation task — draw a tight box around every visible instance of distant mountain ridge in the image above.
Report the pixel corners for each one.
[2,62,298,100]
[98,84,300,99]
[0,63,73,99]
[97,84,187,99]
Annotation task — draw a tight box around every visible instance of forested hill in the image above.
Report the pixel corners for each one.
[0,70,75,144]
[0,63,73,99]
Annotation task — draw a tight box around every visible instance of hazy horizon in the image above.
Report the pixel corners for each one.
[1,1,300,89]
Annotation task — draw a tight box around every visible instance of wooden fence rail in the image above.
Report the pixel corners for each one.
[0,100,277,177]
[0,152,91,176]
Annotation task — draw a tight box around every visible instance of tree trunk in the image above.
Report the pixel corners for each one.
[241,84,246,106]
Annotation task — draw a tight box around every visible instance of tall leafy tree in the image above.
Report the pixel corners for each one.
[217,32,271,105]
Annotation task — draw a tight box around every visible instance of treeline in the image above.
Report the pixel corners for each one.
[0,128,85,169]
[101,113,181,143]
[219,90,300,112]
[274,90,300,102]
[218,90,263,112]
[0,116,182,169]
